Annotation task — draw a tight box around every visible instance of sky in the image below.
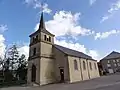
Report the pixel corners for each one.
[0,0,120,60]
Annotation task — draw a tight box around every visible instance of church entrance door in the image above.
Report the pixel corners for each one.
[60,69,64,82]
[31,64,36,82]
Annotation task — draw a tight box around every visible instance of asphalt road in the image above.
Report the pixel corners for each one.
[1,74,120,90]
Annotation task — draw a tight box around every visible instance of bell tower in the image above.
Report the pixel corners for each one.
[27,13,55,85]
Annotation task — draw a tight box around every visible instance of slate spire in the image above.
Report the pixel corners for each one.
[39,12,45,29]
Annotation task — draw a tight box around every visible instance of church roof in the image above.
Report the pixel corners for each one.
[101,51,120,60]
[41,29,55,36]
[29,28,54,37]
[39,13,54,36]
[54,44,93,60]
[39,12,45,29]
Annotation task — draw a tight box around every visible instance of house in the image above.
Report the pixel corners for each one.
[27,13,100,86]
[100,51,120,74]
[97,62,104,76]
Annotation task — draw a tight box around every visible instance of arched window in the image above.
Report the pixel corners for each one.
[83,61,86,70]
[32,37,35,43]
[74,60,78,70]
[44,35,47,41]
[36,35,38,41]
[31,64,36,82]
[94,63,97,70]
[33,47,36,56]
[89,62,92,70]
[49,36,51,42]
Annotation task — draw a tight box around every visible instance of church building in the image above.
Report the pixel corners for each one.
[27,13,100,86]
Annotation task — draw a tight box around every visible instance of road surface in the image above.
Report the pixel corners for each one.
[1,74,120,90]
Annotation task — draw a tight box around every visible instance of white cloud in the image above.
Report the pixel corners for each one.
[55,38,99,60]
[41,3,52,14]
[0,24,7,59]
[89,50,99,59]
[24,0,34,4]
[24,0,52,14]
[34,10,100,59]
[0,35,6,58]
[101,0,120,23]
[0,24,8,33]
[100,16,110,23]
[35,11,94,37]
[18,45,29,59]
[90,0,97,5]
[34,3,52,14]
[95,30,120,40]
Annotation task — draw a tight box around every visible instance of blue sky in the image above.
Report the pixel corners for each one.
[0,0,120,60]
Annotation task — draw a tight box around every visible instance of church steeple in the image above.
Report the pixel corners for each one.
[29,12,55,37]
[39,12,45,29]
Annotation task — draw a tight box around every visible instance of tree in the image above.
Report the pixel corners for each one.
[4,58,10,71]
[16,54,27,80]
[18,54,27,68]
[0,57,4,70]
[4,58,13,82]
[0,57,4,82]
[7,45,19,71]
[0,44,28,83]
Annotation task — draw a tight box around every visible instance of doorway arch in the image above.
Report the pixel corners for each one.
[31,64,36,82]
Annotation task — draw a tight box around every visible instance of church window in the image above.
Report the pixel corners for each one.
[49,36,51,42]
[74,60,78,70]
[36,35,38,41]
[33,48,36,56]
[117,59,119,62]
[89,62,92,70]
[33,37,35,43]
[83,61,86,70]
[94,63,97,70]
[47,38,49,41]
[44,35,47,41]
[114,63,117,67]
[113,60,116,62]
[118,63,120,66]
[107,64,111,67]
[108,60,110,63]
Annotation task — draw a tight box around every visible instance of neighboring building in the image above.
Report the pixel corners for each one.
[100,51,120,74]
[97,62,104,76]
[27,13,100,86]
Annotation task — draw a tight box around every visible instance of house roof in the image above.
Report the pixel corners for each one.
[54,44,93,60]
[101,51,120,60]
